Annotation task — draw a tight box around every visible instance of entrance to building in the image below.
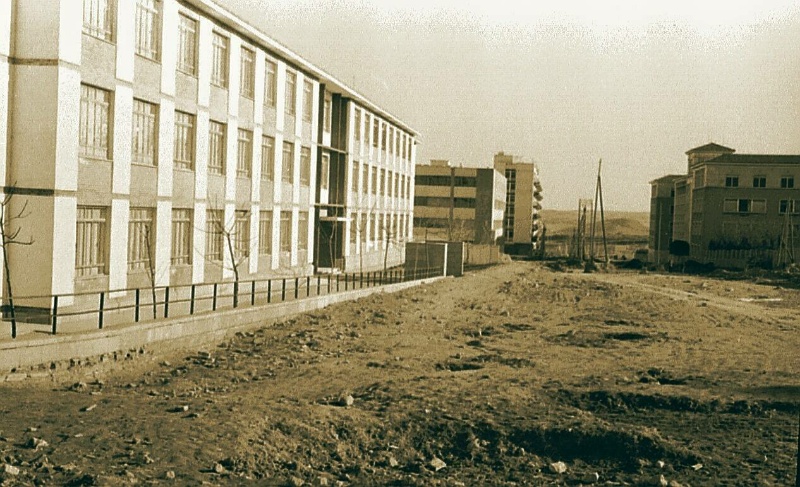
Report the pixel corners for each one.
[316,220,344,270]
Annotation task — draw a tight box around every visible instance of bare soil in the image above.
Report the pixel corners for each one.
[1,262,799,486]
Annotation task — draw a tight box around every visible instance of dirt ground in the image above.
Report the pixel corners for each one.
[1,262,799,486]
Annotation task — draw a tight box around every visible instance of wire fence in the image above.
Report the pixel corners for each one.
[2,266,444,338]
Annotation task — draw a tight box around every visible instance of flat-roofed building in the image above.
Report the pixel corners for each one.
[493,152,544,255]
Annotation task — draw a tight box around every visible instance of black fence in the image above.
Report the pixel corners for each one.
[3,266,444,338]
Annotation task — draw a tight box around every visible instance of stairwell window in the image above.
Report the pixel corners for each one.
[205,210,224,261]
[302,80,313,122]
[135,0,161,60]
[132,99,158,166]
[299,146,311,186]
[128,207,154,271]
[234,210,250,259]
[298,212,309,252]
[265,60,277,107]
[177,14,198,76]
[261,135,275,181]
[83,0,116,42]
[285,70,296,116]
[237,129,253,178]
[76,206,109,277]
[280,211,292,253]
[282,141,295,183]
[259,211,273,255]
[79,84,112,160]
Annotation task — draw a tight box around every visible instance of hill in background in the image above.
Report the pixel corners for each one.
[541,209,650,239]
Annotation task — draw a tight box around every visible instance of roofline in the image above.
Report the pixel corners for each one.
[685,143,735,155]
[187,0,419,137]
[648,174,685,185]
[700,154,800,165]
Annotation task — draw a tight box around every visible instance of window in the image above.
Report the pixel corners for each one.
[83,0,115,42]
[753,176,766,188]
[323,96,332,132]
[779,200,799,214]
[349,213,357,248]
[135,0,160,60]
[132,99,158,166]
[265,60,277,107]
[320,153,330,190]
[725,176,739,188]
[298,212,308,252]
[79,84,112,160]
[234,210,250,259]
[205,210,223,261]
[282,141,294,183]
[237,129,253,178]
[302,80,313,122]
[171,209,192,265]
[174,111,195,170]
[177,14,198,76]
[259,211,272,255]
[351,161,359,193]
[371,166,378,195]
[280,211,292,253]
[240,47,255,98]
[381,125,388,151]
[372,119,379,148]
[781,176,795,189]
[261,135,275,181]
[210,32,229,87]
[127,207,153,271]
[362,165,368,195]
[360,214,367,243]
[353,110,361,141]
[724,198,767,214]
[285,70,296,116]
[208,121,226,175]
[299,146,311,185]
[75,206,108,277]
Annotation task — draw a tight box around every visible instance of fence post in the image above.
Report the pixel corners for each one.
[328,274,331,294]
[233,281,239,308]
[190,285,196,315]
[268,279,272,304]
[212,283,218,311]
[336,274,340,292]
[135,288,140,322]
[98,292,105,329]
[294,277,299,299]
[164,287,170,318]
[251,280,256,306]
[282,278,286,301]
[307,276,311,297]
[51,295,58,335]
[317,275,321,296]
[360,272,363,288]
[345,273,348,291]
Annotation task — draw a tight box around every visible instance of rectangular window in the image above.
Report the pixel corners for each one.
[725,176,739,188]
[280,211,292,253]
[320,153,330,190]
[360,214,367,243]
[723,199,738,213]
[127,207,153,271]
[353,110,361,141]
[381,125,388,151]
[174,111,195,170]
[259,211,272,255]
[349,213,357,248]
[362,165,368,194]
[208,121,226,175]
[135,0,160,60]
[751,199,767,214]
[282,141,294,183]
[779,200,799,215]
[302,80,313,122]
[299,146,311,185]
[781,176,795,189]
[351,161,359,193]
[371,166,378,195]
[240,47,255,98]
[298,212,308,252]
[205,210,223,261]
[285,70,296,116]
[75,206,108,277]
[237,129,253,178]
[79,84,112,160]
[372,119,379,148]
[265,60,277,107]
[171,209,192,265]
[83,0,115,42]
[177,14,198,76]
[210,32,229,88]
[323,96,332,132]
[132,99,158,166]
[261,135,275,181]
[234,210,250,259]
[753,176,766,188]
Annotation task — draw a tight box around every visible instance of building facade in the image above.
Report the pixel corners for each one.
[1,0,416,307]
[492,152,544,255]
[649,143,800,262]
[413,160,506,244]
[648,174,684,264]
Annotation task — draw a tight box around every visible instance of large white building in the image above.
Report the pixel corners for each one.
[0,0,417,308]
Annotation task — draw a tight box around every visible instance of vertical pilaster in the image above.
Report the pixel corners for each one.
[161,0,179,97]
[116,0,135,83]
[112,85,133,194]
[248,202,258,274]
[108,200,130,291]
[154,201,172,286]
[192,201,206,283]
[157,100,175,197]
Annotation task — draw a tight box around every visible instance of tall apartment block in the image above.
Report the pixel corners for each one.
[413,159,506,244]
[0,0,417,307]
[649,143,800,263]
[493,152,544,255]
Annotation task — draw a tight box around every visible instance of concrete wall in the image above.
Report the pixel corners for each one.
[404,242,447,277]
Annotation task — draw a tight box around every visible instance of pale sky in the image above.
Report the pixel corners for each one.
[223,0,800,211]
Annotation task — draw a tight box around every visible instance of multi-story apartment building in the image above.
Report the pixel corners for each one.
[0,0,416,307]
[413,160,506,244]
[649,143,800,262]
[492,152,544,255]
[648,174,684,264]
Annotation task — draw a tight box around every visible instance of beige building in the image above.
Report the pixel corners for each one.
[413,160,506,244]
[493,152,544,255]
[649,143,800,262]
[1,0,416,308]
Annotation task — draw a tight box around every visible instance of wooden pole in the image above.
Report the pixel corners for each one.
[597,160,609,265]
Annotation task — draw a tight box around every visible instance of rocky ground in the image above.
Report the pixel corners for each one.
[0,261,799,486]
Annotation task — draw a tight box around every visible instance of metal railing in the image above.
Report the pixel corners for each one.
[2,266,444,338]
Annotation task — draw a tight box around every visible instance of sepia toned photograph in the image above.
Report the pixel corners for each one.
[0,0,799,485]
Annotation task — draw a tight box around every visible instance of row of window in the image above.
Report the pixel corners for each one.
[349,162,412,199]
[721,199,800,215]
[723,176,795,189]
[83,84,316,184]
[414,175,477,187]
[76,206,310,277]
[347,213,410,247]
[413,196,476,209]
[352,108,414,162]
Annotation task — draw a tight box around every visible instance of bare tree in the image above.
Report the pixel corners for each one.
[0,190,34,339]
[143,225,158,319]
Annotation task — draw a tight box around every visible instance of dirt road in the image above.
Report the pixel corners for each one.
[1,262,798,486]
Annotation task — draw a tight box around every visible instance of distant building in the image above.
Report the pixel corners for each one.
[493,152,544,255]
[649,143,800,264]
[413,160,506,244]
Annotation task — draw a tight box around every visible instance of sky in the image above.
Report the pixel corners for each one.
[223,0,800,211]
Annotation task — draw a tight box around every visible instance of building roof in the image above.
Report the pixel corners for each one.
[685,143,736,155]
[703,154,800,165]
[649,174,685,185]
[191,0,418,136]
